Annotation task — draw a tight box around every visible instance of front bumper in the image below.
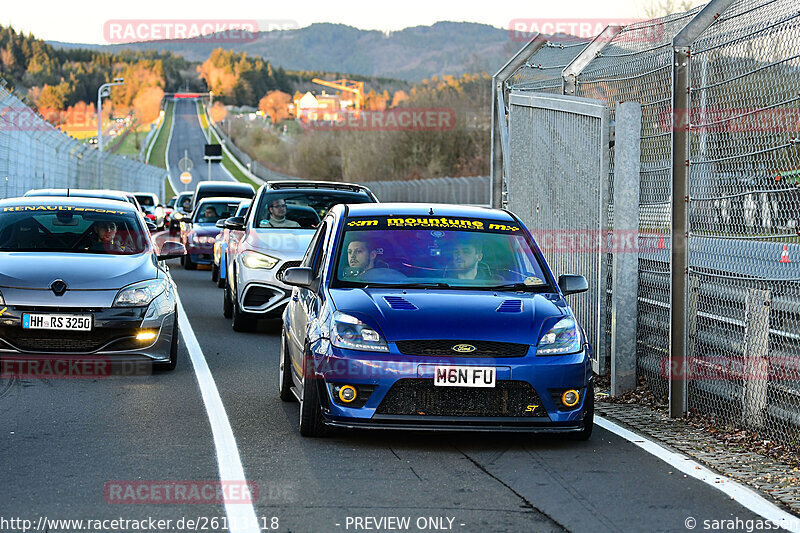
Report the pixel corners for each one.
[187,244,214,265]
[235,258,301,317]
[305,338,593,431]
[0,289,177,366]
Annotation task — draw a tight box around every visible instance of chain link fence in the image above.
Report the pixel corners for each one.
[495,0,800,446]
[0,79,166,200]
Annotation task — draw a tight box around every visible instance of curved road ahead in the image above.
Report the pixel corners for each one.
[167,98,235,194]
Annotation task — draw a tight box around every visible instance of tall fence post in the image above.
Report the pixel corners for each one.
[491,34,546,208]
[743,288,771,428]
[669,0,737,418]
[611,102,641,396]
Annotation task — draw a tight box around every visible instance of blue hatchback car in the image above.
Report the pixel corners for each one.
[280,203,593,439]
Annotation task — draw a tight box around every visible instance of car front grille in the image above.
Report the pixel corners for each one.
[395,340,529,358]
[0,328,141,353]
[376,379,547,417]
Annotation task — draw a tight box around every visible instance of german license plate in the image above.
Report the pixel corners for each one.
[23,314,92,331]
[434,366,496,388]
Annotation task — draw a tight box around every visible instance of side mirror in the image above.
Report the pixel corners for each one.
[158,241,187,260]
[145,220,157,232]
[216,218,228,228]
[225,216,245,231]
[282,267,313,289]
[558,274,588,296]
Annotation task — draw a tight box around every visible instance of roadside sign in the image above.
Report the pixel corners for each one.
[178,157,193,172]
[179,172,192,184]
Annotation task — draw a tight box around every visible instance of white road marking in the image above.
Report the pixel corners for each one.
[164,100,179,193]
[596,416,800,532]
[176,292,260,533]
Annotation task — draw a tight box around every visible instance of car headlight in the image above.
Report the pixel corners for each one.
[537,317,582,355]
[113,279,167,307]
[241,250,279,270]
[331,311,389,352]
[173,212,183,221]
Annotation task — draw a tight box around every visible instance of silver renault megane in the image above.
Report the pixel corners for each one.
[0,196,186,371]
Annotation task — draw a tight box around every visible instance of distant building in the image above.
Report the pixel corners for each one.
[293,91,354,122]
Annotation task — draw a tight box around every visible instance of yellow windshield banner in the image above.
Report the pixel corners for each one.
[345,216,521,233]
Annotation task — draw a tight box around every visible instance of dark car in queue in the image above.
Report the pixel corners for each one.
[223,181,378,331]
[279,203,593,438]
[192,181,254,209]
[180,197,245,270]
[0,197,186,371]
[212,199,250,287]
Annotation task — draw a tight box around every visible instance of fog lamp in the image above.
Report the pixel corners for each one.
[136,331,158,342]
[562,389,580,408]
[338,385,357,403]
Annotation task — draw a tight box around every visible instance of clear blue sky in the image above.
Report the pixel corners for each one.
[5,0,657,44]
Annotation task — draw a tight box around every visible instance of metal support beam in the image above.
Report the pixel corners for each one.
[562,25,623,95]
[669,0,736,418]
[491,34,547,208]
[611,102,641,396]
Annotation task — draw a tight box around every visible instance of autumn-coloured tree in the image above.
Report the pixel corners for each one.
[258,90,291,124]
[209,101,227,123]
[37,82,70,111]
[133,86,164,124]
[198,48,291,106]
[390,90,408,108]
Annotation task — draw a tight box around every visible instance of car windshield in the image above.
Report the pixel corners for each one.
[255,190,372,229]
[0,205,148,255]
[333,215,552,290]
[135,195,155,207]
[193,201,242,224]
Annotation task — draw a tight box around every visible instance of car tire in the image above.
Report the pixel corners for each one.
[299,348,328,437]
[232,300,257,332]
[279,332,296,402]
[211,263,219,282]
[154,313,179,372]
[184,254,197,270]
[223,280,234,318]
[570,383,594,441]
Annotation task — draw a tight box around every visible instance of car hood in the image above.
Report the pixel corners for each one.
[328,288,568,344]
[191,224,221,236]
[248,228,314,256]
[0,252,158,290]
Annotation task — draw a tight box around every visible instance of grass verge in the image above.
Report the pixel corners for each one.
[147,100,175,169]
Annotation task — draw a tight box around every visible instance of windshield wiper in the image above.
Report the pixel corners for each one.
[362,282,451,289]
[485,282,551,292]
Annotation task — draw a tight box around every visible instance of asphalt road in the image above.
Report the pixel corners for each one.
[167,98,234,193]
[0,258,774,533]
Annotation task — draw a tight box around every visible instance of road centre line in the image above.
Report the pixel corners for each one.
[595,416,800,531]
[176,292,260,533]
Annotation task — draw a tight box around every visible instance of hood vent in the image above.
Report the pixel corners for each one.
[496,299,523,313]
[384,296,418,310]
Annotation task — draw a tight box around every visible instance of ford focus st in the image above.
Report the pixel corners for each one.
[279,203,593,438]
[0,197,186,371]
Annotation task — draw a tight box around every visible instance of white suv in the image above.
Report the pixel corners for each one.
[223,181,378,331]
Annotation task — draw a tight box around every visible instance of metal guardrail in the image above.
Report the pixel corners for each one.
[0,79,166,200]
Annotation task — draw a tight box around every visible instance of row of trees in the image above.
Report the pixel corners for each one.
[227,72,491,181]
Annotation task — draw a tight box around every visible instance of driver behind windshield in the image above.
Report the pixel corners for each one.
[260,199,300,228]
[444,238,493,280]
[85,220,123,252]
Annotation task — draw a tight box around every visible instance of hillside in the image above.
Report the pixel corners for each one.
[48,22,518,81]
